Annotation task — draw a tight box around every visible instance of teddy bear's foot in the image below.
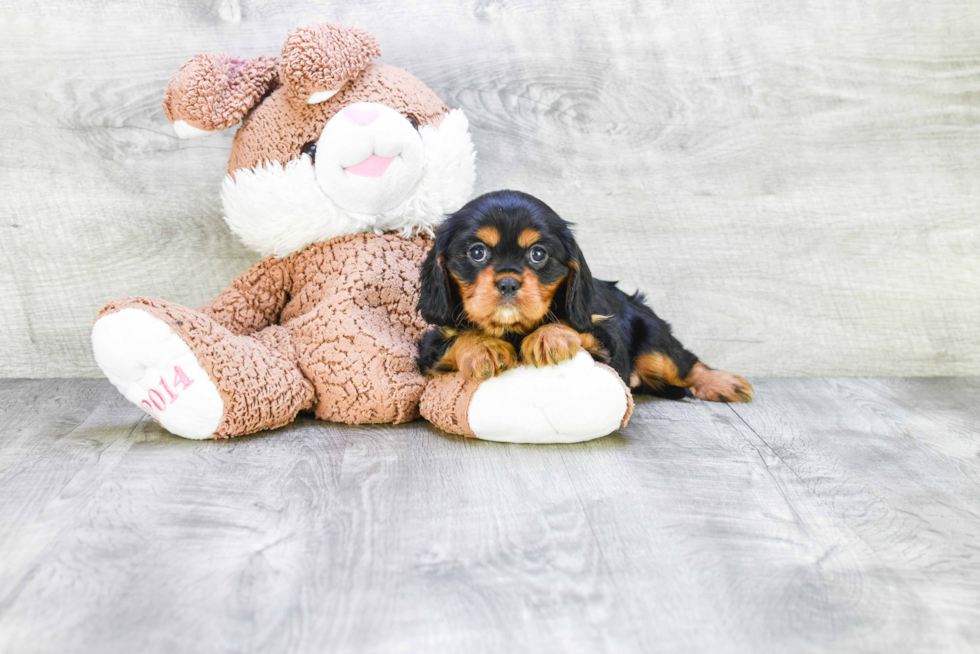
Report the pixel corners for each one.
[421,351,633,444]
[92,308,224,439]
[95,297,315,439]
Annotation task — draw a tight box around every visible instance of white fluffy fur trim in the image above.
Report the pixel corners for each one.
[220,109,476,257]
[221,158,370,257]
[377,109,476,237]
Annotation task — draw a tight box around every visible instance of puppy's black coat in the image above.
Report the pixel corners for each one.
[416,190,752,402]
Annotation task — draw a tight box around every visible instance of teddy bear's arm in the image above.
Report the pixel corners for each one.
[420,351,634,443]
[199,255,293,335]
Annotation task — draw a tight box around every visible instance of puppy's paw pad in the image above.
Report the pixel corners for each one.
[93,309,224,439]
[521,324,581,367]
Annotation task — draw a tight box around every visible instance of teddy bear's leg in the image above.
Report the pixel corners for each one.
[290,320,426,424]
[420,351,634,444]
[290,304,427,425]
[93,298,314,439]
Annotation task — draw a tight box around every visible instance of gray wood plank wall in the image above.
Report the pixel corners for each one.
[1,0,978,378]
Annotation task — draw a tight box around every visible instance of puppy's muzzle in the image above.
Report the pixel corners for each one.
[495,276,522,298]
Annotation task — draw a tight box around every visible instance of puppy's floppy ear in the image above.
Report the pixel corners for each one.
[565,244,594,332]
[417,246,455,326]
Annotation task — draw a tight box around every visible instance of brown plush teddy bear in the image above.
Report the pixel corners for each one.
[92,22,632,442]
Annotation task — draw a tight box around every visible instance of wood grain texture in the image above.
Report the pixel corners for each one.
[1,377,979,652]
[1,0,979,377]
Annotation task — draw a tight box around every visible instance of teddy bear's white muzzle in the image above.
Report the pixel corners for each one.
[314,102,424,214]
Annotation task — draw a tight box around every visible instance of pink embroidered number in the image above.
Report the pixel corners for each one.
[140,365,195,416]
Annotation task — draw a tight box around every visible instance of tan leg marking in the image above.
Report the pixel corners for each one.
[633,352,684,389]
[438,331,518,382]
[521,323,582,367]
[579,332,609,361]
[633,354,753,402]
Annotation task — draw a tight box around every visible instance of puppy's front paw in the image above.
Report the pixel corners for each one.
[521,324,582,367]
[455,334,518,382]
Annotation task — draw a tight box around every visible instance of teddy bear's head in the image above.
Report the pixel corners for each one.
[162,22,475,257]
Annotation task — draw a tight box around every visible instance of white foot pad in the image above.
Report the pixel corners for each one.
[467,351,629,444]
[92,308,224,439]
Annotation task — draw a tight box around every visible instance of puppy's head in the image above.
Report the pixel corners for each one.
[418,190,593,335]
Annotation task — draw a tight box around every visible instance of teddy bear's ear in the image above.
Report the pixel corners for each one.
[163,54,279,139]
[279,23,381,105]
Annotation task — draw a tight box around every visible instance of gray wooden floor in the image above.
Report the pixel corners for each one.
[1,378,978,653]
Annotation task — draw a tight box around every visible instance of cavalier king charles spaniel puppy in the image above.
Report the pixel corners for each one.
[416,190,753,402]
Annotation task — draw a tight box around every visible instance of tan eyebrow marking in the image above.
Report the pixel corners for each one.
[475,226,500,247]
[518,228,540,249]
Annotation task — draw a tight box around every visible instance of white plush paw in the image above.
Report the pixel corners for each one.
[92,308,224,439]
[467,351,628,444]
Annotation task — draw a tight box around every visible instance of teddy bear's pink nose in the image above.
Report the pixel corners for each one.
[343,103,381,127]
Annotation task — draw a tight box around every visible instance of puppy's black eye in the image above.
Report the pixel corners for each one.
[468,243,488,263]
[529,245,548,265]
[301,140,317,162]
[405,115,419,130]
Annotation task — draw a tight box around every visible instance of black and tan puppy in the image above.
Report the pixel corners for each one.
[416,190,753,402]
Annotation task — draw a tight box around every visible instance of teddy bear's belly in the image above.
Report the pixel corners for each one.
[273,234,433,424]
[278,232,431,326]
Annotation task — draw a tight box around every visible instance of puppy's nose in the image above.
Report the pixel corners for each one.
[495,276,522,297]
[343,102,380,126]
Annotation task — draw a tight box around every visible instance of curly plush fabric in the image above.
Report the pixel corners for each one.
[163,54,280,131]
[279,234,431,424]
[419,373,479,437]
[97,297,315,438]
[227,64,448,173]
[100,233,435,432]
[280,23,381,104]
[601,361,635,427]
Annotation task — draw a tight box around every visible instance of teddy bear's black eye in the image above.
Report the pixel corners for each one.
[405,115,419,130]
[301,140,317,162]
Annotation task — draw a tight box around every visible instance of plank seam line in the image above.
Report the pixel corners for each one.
[724,407,815,537]
[727,399,936,616]
[725,403,812,491]
[725,403,885,557]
